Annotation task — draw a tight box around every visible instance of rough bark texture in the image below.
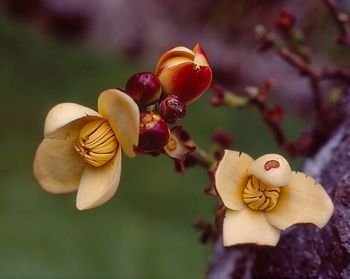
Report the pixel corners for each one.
[207,93,350,279]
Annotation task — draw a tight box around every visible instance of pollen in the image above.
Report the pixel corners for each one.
[74,119,119,167]
[243,176,281,211]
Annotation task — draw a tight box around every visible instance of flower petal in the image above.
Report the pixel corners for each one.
[44,103,102,140]
[76,146,122,210]
[33,138,84,194]
[158,62,212,104]
[98,89,140,157]
[266,171,334,230]
[156,46,195,74]
[215,150,253,210]
[223,208,281,246]
[247,154,291,187]
[193,44,210,66]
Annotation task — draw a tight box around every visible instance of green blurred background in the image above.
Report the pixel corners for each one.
[0,14,305,278]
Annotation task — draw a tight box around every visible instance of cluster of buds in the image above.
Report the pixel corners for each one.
[122,44,212,160]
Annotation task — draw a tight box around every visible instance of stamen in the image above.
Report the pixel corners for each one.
[74,119,119,167]
[243,176,281,211]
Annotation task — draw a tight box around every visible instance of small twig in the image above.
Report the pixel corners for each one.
[277,48,315,77]
[319,67,350,83]
[249,98,286,145]
[190,147,216,170]
[323,0,350,47]
[277,48,329,125]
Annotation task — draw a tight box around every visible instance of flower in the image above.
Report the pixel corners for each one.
[215,150,334,246]
[156,44,212,104]
[33,89,140,210]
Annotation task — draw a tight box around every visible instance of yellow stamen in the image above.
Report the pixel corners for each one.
[166,138,177,151]
[74,119,119,167]
[243,176,280,211]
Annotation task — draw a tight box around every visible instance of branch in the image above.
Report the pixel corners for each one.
[319,66,350,83]
[323,0,350,47]
[277,48,328,124]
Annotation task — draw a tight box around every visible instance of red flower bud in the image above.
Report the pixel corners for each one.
[156,44,212,104]
[138,112,169,152]
[160,94,186,124]
[273,9,296,33]
[125,72,161,106]
[212,130,233,149]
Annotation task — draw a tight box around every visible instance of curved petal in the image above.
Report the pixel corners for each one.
[266,172,334,230]
[44,103,102,140]
[223,208,281,246]
[33,138,84,194]
[156,46,195,74]
[215,150,253,210]
[76,146,122,210]
[98,89,140,158]
[158,62,212,104]
[247,154,291,187]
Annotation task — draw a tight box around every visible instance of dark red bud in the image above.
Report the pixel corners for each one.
[209,84,225,107]
[263,105,284,123]
[273,9,296,33]
[125,72,161,106]
[212,130,233,149]
[160,94,187,124]
[138,112,170,152]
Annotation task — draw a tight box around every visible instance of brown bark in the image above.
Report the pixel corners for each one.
[207,91,350,279]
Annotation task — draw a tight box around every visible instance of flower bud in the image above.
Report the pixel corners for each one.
[138,112,170,152]
[156,44,212,104]
[160,94,186,124]
[125,72,161,106]
[273,9,295,33]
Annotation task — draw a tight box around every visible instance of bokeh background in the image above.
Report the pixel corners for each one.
[0,0,348,278]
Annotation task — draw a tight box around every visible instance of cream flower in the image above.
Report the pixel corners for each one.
[215,150,334,246]
[33,89,139,210]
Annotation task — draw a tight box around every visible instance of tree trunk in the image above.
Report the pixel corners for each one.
[207,92,350,279]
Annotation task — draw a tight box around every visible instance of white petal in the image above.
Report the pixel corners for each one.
[76,146,122,210]
[33,138,84,194]
[98,89,140,157]
[223,208,281,246]
[44,103,102,140]
[266,171,334,230]
[215,150,253,210]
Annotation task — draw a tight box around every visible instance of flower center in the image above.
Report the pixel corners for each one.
[74,119,119,167]
[242,176,280,211]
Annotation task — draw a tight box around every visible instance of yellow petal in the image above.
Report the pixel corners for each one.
[247,154,291,187]
[266,172,334,230]
[76,146,122,210]
[215,150,253,210]
[193,44,210,66]
[98,89,140,158]
[33,138,84,194]
[44,103,102,140]
[223,208,281,246]
[156,46,195,74]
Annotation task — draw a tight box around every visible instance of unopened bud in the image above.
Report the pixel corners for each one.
[273,9,295,33]
[125,72,161,106]
[160,95,186,124]
[138,112,170,152]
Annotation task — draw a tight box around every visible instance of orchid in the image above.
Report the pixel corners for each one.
[215,150,334,246]
[33,89,139,210]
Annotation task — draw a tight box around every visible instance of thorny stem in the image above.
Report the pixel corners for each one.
[323,0,350,47]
